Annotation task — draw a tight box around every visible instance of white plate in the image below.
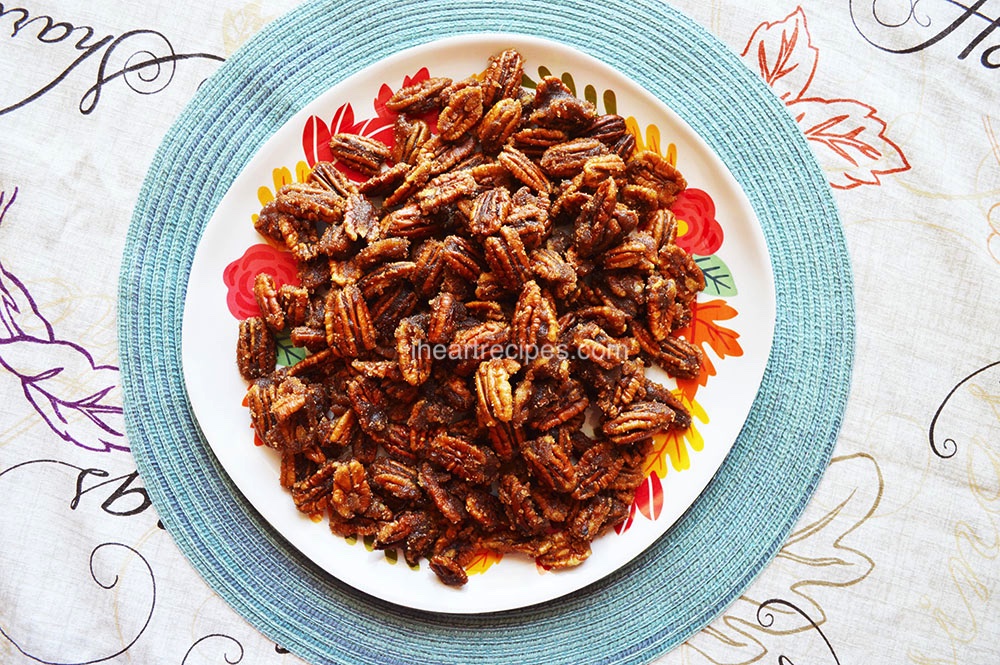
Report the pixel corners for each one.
[182,33,775,614]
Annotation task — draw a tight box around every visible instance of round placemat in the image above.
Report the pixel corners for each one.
[118,1,852,664]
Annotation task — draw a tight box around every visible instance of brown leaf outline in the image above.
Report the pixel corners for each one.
[683,453,883,664]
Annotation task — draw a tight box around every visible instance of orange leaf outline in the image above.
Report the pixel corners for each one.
[740,6,818,102]
[788,97,912,189]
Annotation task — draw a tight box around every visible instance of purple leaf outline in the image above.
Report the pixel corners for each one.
[0,188,127,452]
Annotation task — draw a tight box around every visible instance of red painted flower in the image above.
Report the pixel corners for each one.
[223,243,299,320]
[672,188,724,256]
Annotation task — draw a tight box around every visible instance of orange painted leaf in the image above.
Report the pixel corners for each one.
[676,299,742,364]
[465,549,503,576]
[741,7,817,102]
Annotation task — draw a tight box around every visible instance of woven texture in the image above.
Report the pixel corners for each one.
[117,0,852,663]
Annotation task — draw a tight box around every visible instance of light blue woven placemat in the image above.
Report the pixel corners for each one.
[118,1,853,663]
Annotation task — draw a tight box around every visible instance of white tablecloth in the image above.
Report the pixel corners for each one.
[1,1,998,663]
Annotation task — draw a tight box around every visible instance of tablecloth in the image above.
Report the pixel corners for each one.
[1,1,998,664]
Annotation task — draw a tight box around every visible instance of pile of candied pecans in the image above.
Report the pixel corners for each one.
[236,49,705,586]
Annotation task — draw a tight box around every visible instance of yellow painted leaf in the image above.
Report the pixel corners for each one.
[295,160,311,183]
[643,392,709,477]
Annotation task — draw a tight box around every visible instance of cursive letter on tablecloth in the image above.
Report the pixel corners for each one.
[850,0,1000,68]
[0,2,224,116]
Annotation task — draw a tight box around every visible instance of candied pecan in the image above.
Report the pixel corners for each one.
[416,170,478,214]
[428,432,500,485]
[580,153,627,189]
[509,127,567,158]
[530,76,597,133]
[357,260,417,299]
[380,203,439,240]
[329,133,391,176]
[657,242,706,299]
[237,317,276,380]
[278,284,310,327]
[481,48,525,105]
[498,145,550,194]
[275,215,321,262]
[626,150,687,208]
[486,421,522,462]
[640,208,679,249]
[499,474,549,535]
[583,113,628,145]
[418,462,467,524]
[521,434,577,494]
[274,183,345,225]
[483,226,533,289]
[289,325,326,352]
[253,273,285,331]
[568,495,614,541]
[416,134,477,175]
[385,76,452,113]
[529,247,577,297]
[645,274,678,341]
[633,324,703,379]
[438,83,484,142]
[347,376,390,439]
[540,138,608,179]
[600,232,657,272]
[392,115,431,164]
[474,357,521,426]
[429,552,468,587]
[573,440,624,500]
[426,291,462,344]
[356,237,410,270]
[395,316,432,386]
[370,293,418,348]
[369,456,423,502]
[329,459,372,519]
[507,187,551,249]
[478,97,522,154]
[324,284,376,356]
[573,177,625,258]
[514,376,589,431]
[511,280,559,351]
[568,321,631,370]
[464,487,507,530]
[409,238,447,297]
[358,162,412,198]
[441,234,486,283]
[308,161,359,197]
[468,186,511,236]
[383,160,434,208]
[612,132,637,160]
[573,305,630,336]
[534,531,593,569]
[602,400,676,446]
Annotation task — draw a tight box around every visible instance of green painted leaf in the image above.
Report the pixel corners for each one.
[274,330,307,367]
[695,254,738,297]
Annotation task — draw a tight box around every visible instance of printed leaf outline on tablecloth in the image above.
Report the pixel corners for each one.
[0,188,127,453]
[742,6,910,189]
[683,453,882,665]
[221,63,746,559]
